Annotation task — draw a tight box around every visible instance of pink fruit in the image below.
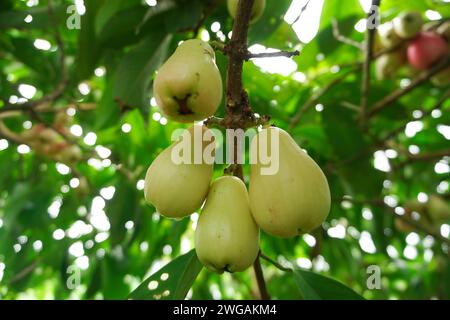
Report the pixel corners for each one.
[407,32,449,70]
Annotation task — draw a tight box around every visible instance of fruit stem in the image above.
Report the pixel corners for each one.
[224,0,271,301]
[253,252,271,300]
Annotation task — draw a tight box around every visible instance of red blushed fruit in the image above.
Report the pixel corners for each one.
[407,32,449,70]
[408,32,448,70]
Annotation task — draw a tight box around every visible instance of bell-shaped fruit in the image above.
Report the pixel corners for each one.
[249,127,331,238]
[427,195,450,222]
[144,125,215,218]
[407,32,449,70]
[227,0,266,24]
[378,22,402,49]
[437,21,450,41]
[195,176,259,273]
[153,39,223,123]
[375,50,406,80]
[393,11,423,39]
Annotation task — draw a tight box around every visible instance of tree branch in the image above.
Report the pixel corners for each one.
[332,18,364,50]
[246,50,300,60]
[368,56,450,118]
[360,0,380,127]
[289,65,360,128]
[223,0,270,300]
[338,197,450,246]
[0,0,69,114]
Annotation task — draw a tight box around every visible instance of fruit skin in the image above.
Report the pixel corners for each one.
[375,50,406,80]
[153,39,222,123]
[427,195,450,223]
[393,11,423,39]
[437,21,450,41]
[407,32,449,70]
[144,125,215,219]
[378,22,402,49]
[227,0,266,24]
[195,176,259,273]
[249,127,331,238]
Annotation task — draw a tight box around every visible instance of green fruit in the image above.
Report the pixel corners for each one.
[427,195,450,222]
[153,39,223,123]
[144,125,215,218]
[437,21,450,41]
[393,11,423,39]
[378,22,403,48]
[375,50,406,80]
[249,127,331,238]
[195,176,259,273]
[227,0,266,24]
[431,66,450,86]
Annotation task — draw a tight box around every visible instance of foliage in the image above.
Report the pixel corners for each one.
[0,0,449,300]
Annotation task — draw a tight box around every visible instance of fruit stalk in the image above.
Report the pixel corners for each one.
[224,0,270,300]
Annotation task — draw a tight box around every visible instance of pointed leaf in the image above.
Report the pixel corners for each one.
[129,250,203,300]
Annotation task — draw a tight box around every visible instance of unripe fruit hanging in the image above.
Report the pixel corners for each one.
[407,32,448,70]
[144,125,215,219]
[227,0,266,24]
[153,40,223,123]
[195,176,259,273]
[393,11,423,39]
[378,22,402,49]
[375,50,406,80]
[249,127,331,238]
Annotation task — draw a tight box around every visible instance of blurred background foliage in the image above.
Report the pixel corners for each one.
[0,0,449,300]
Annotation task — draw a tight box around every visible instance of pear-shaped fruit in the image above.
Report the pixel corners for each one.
[375,50,406,80]
[144,125,215,218]
[427,195,450,223]
[227,0,266,24]
[153,39,223,123]
[378,22,402,49]
[195,176,259,273]
[393,11,423,39]
[249,127,331,238]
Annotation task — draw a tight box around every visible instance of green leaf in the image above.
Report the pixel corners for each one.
[113,33,172,110]
[129,250,203,300]
[0,5,66,30]
[294,268,364,300]
[76,0,105,80]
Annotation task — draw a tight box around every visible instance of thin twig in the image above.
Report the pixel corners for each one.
[291,0,312,26]
[338,197,450,246]
[289,65,360,128]
[360,0,380,127]
[332,19,364,50]
[246,50,300,60]
[253,252,271,299]
[260,252,293,273]
[0,0,69,114]
[381,88,450,142]
[224,0,270,300]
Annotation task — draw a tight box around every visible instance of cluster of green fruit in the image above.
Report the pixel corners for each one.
[395,195,450,233]
[144,124,330,273]
[144,2,330,272]
[375,11,450,85]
